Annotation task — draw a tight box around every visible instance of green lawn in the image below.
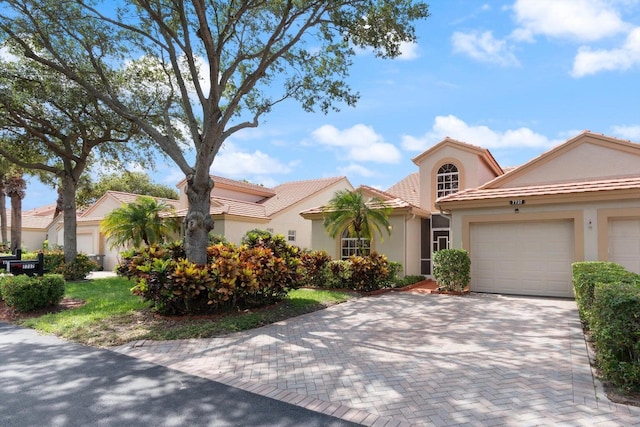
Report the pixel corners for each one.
[17,277,353,347]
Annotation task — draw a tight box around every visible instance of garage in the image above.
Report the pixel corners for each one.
[608,218,640,274]
[470,221,575,298]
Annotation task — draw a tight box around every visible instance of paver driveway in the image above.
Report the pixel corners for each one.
[113,292,640,426]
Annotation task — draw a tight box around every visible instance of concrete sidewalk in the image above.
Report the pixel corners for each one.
[113,292,640,426]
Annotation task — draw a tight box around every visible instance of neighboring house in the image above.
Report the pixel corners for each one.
[21,175,352,272]
[302,131,640,299]
[302,136,503,278]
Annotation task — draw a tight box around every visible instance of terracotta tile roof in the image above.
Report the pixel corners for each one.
[260,177,346,216]
[175,196,268,219]
[437,176,640,204]
[300,184,430,216]
[386,173,420,207]
[211,175,275,197]
[20,215,54,229]
[23,203,58,217]
[105,191,181,208]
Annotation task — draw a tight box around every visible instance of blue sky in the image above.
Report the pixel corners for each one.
[24,0,640,210]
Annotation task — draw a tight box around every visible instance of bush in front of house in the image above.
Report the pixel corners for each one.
[571,261,637,327]
[299,250,332,288]
[0,274,65,312]
[118,240,302,315]
[318,253,399,291]
[348,252,393,291]
[54,253,100,281]
[590,280,640,392]
[432,249,470,292]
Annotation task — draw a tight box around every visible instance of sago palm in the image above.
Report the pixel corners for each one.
[323,189,392,256]
[101,196,179,249]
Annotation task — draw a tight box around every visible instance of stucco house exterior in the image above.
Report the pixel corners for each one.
[436,131,640,298]
[303,131,640,298]
[302,136,504,278]
[17,175,352,272]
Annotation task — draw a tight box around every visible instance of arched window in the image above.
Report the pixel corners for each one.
[340,229,370,259]
[436,163,459,198]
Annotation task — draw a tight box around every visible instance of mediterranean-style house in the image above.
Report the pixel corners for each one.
[303,131,640,298]
[14,175,353,271]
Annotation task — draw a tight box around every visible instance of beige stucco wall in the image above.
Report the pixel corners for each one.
[374,214,405,270]
[416,146,498,212]
[502,142,640,188]
[308,219,339,258]
[268,180,353,249]
[20,229,47,252]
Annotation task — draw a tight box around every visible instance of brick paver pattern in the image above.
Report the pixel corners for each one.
[112,293,640,426]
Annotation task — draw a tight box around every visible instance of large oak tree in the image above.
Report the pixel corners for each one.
[0,0,429,264]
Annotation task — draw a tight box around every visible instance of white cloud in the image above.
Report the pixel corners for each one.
[451,31,519,66]
[612,124,640,140]
[572,27,640,77]
[401,115,560,151]
[338,163,375,177]
[398,41,420,60]
[211,142,293,177]
[310,124,402,164]
[511,0,628,42]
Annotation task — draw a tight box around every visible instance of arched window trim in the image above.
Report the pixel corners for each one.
[436,163,459,198]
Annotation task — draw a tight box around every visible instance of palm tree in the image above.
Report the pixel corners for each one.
[323,189,392,256]
[100,196,180,249]
[5,170,26,254]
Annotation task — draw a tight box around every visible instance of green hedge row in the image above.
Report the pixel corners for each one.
[0,274,66,312]
[572,262,640,392]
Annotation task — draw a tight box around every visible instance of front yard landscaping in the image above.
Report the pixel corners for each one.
[0,276,354,347]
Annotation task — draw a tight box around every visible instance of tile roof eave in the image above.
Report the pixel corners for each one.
[436,178,640,209]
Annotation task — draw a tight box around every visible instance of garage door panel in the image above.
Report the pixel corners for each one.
[471,221,574,298]
[609,219,640,274]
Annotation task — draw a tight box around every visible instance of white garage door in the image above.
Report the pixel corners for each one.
[609,218,640,274]
[470,221,574,298]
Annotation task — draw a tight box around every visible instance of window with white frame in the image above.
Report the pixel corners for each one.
[340,229,370,259]
[287,230,296,242]
[266,228,274,234]
[436,163,459,198]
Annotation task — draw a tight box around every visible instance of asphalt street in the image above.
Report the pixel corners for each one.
[0,322,360,427]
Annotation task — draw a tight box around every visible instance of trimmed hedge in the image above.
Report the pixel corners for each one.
[572,261,640,393]
[591,281,640,392]
[0,274,66,312]
[433,249,470,292]
[572,261,637,327]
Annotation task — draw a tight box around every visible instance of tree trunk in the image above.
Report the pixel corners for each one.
[0,180,7,244]
[10,192,22,254]
[61,174,78,263]
[183,172,214,265]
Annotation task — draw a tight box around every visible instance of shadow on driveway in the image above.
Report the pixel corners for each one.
[0,323,358,427]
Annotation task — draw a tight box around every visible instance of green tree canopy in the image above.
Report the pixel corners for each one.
[100,196,180,249]
[0,0,429,264]
[323,189,392,255]
[0,43,156,262]
[77,171,178,208]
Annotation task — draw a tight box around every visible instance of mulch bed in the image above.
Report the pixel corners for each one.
[0,298,85,321]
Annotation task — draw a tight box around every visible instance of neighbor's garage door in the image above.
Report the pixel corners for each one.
[609,218,640,274]
[470,221,574,298]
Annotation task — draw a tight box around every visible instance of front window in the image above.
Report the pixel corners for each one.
[341,229,370,259]
[288,230,296,242]
[436,163,459,198]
